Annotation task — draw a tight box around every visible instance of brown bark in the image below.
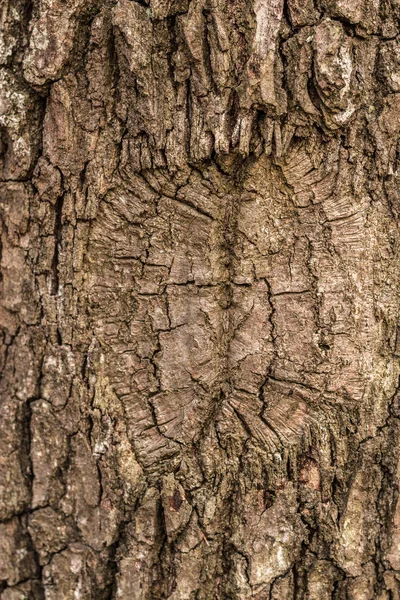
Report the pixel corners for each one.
[1,0,400,598]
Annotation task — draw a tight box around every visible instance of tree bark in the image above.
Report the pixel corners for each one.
[1,0,400,598]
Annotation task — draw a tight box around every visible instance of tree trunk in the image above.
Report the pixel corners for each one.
[2,0,400,598]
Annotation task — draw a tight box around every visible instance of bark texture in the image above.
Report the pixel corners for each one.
[2,0,400,598]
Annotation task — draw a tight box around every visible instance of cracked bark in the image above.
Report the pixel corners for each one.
[2,0,400,598]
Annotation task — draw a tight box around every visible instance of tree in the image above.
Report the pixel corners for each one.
[1,0,400,597]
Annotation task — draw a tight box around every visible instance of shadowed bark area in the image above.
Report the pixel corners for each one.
[2,0,400,598]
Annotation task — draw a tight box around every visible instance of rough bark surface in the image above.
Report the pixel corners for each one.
[2,0,400,598]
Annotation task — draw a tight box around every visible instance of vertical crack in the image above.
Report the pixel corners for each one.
[51,192,64,297]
